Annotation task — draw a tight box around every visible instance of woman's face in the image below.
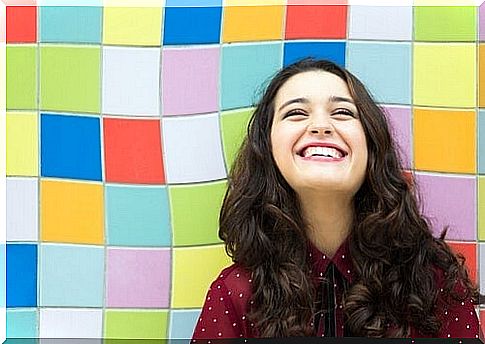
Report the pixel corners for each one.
[270,70,368,197]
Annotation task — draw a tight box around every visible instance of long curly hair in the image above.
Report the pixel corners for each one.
[218,58,480,337]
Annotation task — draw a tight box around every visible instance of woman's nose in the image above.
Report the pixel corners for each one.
[308,121,333,135]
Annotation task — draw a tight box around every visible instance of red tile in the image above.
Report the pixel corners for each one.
[103,118,165,184]
[7,6,37,43]
[285,5,347,39]
[480,310,485,340]
[447,241,477,284]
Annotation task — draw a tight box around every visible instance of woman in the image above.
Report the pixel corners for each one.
[191,59,481,339]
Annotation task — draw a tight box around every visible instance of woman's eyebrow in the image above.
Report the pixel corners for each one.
[277,97,310,112]
[329,96,355,104]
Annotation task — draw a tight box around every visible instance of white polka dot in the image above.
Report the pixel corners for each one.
[244,340,248,343]
[347,270,351,274]
[218,333,222,337]
[476,335,479,338]
[470,311,474,315]
[233,323,236,327]
[236,273,240,278]
[447,334,450,338]
[440,288,443,292]
[242,315,246,320]
[250,300,254,304]
[466,324,470,329]
[334,283,337,288]
[320,272,323,277]
[339,305,343,309]
[220,297,224,301]
[248,279,252,283]
[217,285,221,289]
[455,317,459,321]
[208,341,211,344]
[213,318,217,323]
[228,291,232,295]
[461,302,465,305]
[444,310,448,315]
[225,310,229,314]
[323,255,326,260]
[240,334,243,337]
[239,293,243,298]
[202,328,206,332]
[342,254,345,259]
[207,296,211,301]
[251,323,254,327]
[220,274,224,278]
[199,318,202,322]
[208,307,212,311]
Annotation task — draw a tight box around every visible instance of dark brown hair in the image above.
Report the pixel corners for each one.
[219,58,479,337]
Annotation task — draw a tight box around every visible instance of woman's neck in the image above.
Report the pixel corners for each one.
[299,191,353,258]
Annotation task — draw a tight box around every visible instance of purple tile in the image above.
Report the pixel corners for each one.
[162,47,219,115]
[415,173,476,241]
[382,106,411,169]
[106,248,171,308]
[480,2,485,41]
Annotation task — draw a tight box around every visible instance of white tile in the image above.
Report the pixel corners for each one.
[349,6,413,41]
[7,177,38,241]
[39,308,103,338]
[102,46,161,116]
[163,113,227,184]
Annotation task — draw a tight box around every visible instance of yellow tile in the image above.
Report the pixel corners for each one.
[413,43,475,108]
[479,44,485,107]
[414,0,475,5]
[103,7,162,46]
[225,0,285,5]
[171,245,232,308]
[6,112,38,176]
[414,108,475,173]
[479,177,485,241]
[41,180,104,244]
[223,6,284,42]
[104,0,163,6]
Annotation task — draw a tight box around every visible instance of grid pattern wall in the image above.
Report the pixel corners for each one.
[5,1,485,339]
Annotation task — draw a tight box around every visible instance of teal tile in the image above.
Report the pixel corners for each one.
[7,309,38,338]
[221,43,282,110]
[479,110,485,174]
[40,245,104,307]
[346,41,412,105]
[106,185,171,246]
[40,6,102,43]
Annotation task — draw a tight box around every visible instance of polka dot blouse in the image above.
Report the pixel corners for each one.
[192,238,481,340]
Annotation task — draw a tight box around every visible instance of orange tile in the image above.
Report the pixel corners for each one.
[41,180,104,245]
[414,108,475,173]
[6,6,37,43]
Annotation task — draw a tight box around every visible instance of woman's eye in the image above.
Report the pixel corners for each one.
[284,110,307,118]
[332,109,355,118]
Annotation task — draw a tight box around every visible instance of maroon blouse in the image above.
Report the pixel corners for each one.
[192,239,480,340]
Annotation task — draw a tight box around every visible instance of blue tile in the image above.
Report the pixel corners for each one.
[41,114,102,181]
[7,244,37,307]
[166,0,222,7]
[40,6,102,44]
[479,110,485,174]
[346,41,412,104]
[7,309,38,338]
[106,185,172,246]
[163,7,222,45]
[221,43,282,110]
[283,41,346,67]
[169,310,201,339]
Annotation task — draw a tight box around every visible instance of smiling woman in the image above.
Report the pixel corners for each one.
[191,59,482,340]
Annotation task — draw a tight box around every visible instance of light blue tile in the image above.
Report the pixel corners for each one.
[40,245,104,307]
[40,6,102,43]
[346,42,412,105]
[7,309,38,338]
[106,185,171,246]
[221,43,282,110]
[169,309,201,339]
[479,110,485,174]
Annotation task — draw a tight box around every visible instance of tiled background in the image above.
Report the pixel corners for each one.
[5,0,485,339]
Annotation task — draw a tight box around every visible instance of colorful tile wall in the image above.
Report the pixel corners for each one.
[5,2,484,340]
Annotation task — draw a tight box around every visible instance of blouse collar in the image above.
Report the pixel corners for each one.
[307,235,355,285]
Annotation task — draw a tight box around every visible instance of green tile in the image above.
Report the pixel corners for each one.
[220,108,253,171]
[104,310,168,339]
[7,46,37,110]
[169,181,226,246]
[414,6,476,42]
[479,177,485,241]
[40,45,101,113]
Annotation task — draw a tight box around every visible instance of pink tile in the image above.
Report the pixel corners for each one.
[383,106,411,169]
[414,173,476,241]
[106,248,171,308]
[162,47,219,116]
[480,2,485,41]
